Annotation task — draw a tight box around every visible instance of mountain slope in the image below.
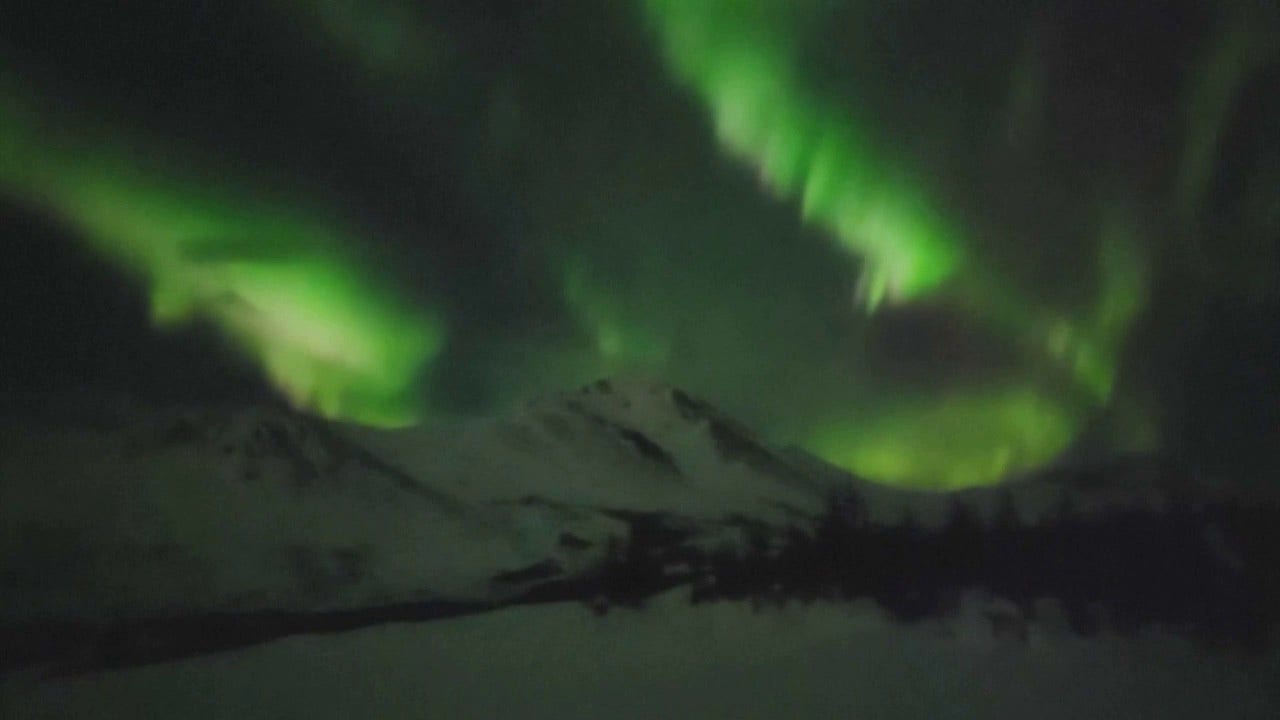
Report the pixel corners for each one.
[1,378,1276,676]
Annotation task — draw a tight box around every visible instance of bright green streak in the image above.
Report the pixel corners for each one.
[0,85,441,426]
[643,0,962,307]
[793,204,1146,488]
[807,386,1080,490]
[642,0,1151,488]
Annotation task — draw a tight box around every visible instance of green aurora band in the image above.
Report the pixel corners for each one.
[642,0,961,309]
[640,0,1151,487]
[0,83,442,427]
[6,0,1233,490]
[1177,9,1277,229]
[808,387,1081,489]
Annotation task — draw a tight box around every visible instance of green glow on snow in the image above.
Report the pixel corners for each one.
[0,84,441,426]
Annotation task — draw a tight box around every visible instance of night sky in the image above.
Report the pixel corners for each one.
[1,0,1277,488]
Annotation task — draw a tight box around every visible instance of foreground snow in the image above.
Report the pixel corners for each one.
[3,590,1276,720]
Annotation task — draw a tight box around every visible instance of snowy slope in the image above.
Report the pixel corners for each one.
[0,406,528,620]
[0,378,843,626]
[344,376,835,518]
[2,377,1276,680]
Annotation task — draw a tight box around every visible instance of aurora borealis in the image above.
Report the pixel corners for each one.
[642,0,964,308]
[1,0,1277,488]
[0,79,442,426]
[638,0,1160,484]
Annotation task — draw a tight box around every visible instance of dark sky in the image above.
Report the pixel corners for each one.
[0,0,1276,486]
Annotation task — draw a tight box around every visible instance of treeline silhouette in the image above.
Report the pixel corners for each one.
[8,493,1277,677]
[577,493,1280,646]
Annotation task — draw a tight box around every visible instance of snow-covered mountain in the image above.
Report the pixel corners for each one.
[0,378,836,619]
[1,377,1276,679]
